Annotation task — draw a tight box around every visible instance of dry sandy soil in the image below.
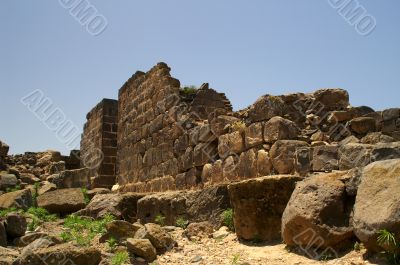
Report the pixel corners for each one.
[155,228,388,265]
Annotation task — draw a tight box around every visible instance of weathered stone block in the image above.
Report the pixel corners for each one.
[264,116,299,143]
[244,122,264,148]
[270,140,309,174]
[228,175,301,241]
[312,145,339,172]
[218,131,244,158]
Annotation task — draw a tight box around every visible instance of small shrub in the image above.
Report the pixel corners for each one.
[175,217,189,229]
[377,229,400,265]
[155,213,166,227]
[221,208,234,231]
[62,214,115,246]
[231,121,246,133]
[0,207,21,217]
[106,236,118,251]
[111,251,130,265]
[353,241,363,251]
[231,253,240,265]
[26,207,57,231]
[6,185,21,193]
[181,85,198,96]
[60,231,73,242]
[81,188,91,205]
[32,182,40,206]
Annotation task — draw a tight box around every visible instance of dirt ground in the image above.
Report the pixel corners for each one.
[155,228,388,265]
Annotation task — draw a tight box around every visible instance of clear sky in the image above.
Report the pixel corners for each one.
[1,1,399,155]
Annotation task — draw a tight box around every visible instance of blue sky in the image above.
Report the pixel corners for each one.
[1,1,399,154]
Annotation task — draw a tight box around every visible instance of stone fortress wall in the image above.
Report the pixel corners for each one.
[81,62,400,191]
[80,98,118,188]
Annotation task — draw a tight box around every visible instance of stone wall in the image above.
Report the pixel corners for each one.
[80,98,118,188]
[79,62,400,192]
[117,63,232,191]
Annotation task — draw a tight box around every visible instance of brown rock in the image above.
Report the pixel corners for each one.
[100,220,141,242]
[37,188,86,214]
[126,238,156,262]
[13,243,101,265]
[244,122,264,148]
[0,189,33,210]
[0,221,6,247]
[256,150,273,176]
[352,159,400,251]
[76,192,144,222]
[0,173,18,191]
[142,223,175,252]
[237,149,257,179]
[312,145,339,172]
[263,116,299,143]
[350,117,376,135]
[51,168,90,189]
[360,132,395,144]
[313,88,349,111]
[218,131,244,158]
[183,221,213,239]
[270,140,309,174]
[5,213,26,238]
[282,171,354,249]
[228,175,301,241]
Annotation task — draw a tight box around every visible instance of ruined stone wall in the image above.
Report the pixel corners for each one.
[117,63,232,191]
[77,62,400,192]
[80,98,118,188]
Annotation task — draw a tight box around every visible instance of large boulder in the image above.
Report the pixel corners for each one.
[0,173,18,191]
[51,168,90,189]
[0,141,9,158]
[263,116,299,143]
[247,95,286,122]
[126,238,157,262]
[361,132,395,144]
[350,117,376,135]
[135,223,175,253]
[270,140,309,174]
[352,159,400,251]
[0,189,33,210]
[5,213,26,238]
[218,131,245,158]
[313,88,349,111]
[228,175,301,241]
[244,122,264,148]
[13,243,101,265]
[312,145,339,172]
[282,171,354,249]
[37,188,85,214]
[76,192,145,221]
[100,220,141,242]
[338,143,372,170]
[137,185,230,228]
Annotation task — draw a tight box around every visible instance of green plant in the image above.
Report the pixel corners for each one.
[155,213,166,227]
[175,217,189,229]
[319,250,336,261]
[231,121,246,133]
[26,207,58,231]
[0,207,22,217]
[181,85,198,96]
[81,188,91,205]
[353,241,363,251]
[231,253,240,265]
[6,185,21,193]
[377,229,400,265]
[221,208,234,231]
[60,231,73,242]
[106,236,118,251]
[62,214,115,246]
[111,251,130,265]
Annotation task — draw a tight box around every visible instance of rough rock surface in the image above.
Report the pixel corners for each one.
[37,188,86,214]
[282,171,354,249]
[76,192,145,221]
[13,243,101,265]
[228,175,301,241]
[352,159,400,251]
[127,238,157,262]
[0,189,32,210]
[263,116,299,143]
[270,140,309,174]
